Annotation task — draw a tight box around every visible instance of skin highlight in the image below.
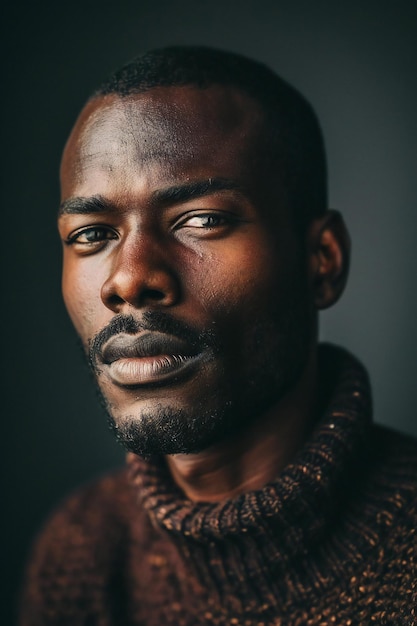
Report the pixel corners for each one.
[59,85,349,502]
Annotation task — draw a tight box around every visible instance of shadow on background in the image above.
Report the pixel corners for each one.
[2,1,416,623]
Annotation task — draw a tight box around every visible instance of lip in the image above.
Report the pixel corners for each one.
[99,331,203,387]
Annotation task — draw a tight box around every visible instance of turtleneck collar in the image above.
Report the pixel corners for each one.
[127,344,372,613]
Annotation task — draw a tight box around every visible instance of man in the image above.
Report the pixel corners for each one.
[20,46,417,625]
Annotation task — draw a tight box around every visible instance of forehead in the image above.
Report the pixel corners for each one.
[60,86,271,198]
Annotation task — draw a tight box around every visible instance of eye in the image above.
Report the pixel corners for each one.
[182,214,228,229]
[171,211,240,241]
[173,211,238,234]
[65,226,118,247]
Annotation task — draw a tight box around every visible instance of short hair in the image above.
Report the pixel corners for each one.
[94,45,327,231]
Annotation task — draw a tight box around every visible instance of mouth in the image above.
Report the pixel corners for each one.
[98,331,204,388]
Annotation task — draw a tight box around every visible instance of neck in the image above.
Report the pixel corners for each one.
[166,348,318,502]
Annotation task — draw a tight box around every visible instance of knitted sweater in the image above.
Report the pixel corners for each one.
[20,345,417,625]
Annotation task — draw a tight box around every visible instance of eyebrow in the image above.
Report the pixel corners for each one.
[58,178,245,217]
[58,195,110,216]
[150,178,243,206]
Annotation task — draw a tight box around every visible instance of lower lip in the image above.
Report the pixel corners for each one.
[106,353,202,387]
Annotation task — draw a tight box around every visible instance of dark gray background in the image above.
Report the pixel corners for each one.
[3,1,416,622]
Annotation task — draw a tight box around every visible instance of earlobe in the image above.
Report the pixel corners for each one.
[308,210,351,310]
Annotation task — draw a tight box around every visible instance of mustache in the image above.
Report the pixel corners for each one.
[88,311,219,371]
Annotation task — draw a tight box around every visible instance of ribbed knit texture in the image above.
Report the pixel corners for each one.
[20,345,417,625]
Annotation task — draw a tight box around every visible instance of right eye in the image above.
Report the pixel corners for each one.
[66,226,118,246]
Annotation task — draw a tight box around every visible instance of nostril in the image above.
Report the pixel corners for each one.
[107,294,125,307]
[104,288,168,311]
[143,288,166,302]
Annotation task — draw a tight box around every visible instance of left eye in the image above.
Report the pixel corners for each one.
[180,214,228,228]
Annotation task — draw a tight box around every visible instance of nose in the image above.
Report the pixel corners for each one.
[100,234,181,312]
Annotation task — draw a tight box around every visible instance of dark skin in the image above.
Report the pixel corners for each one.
[58,85,350,502]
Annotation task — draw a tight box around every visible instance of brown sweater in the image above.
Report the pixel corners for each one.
[20,345,417,625]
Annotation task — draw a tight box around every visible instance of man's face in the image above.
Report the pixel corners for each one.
[58,86,314,456]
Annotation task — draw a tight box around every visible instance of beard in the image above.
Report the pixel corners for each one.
[105,403,228,458]
[86,273,313,458]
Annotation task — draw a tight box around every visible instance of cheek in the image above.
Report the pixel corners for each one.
[210,241,285,294]
[186,237,311,359]
[62,258,108,342]
[184,241,284,316]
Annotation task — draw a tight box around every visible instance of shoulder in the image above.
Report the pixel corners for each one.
[365,427,417,616]
[27,465,138,566]
[364,424,417,512]
[19,466,141,624]
[357,424,417,558]
[338,425,417,565]
[369,424,417,482]
[37,465,134,540]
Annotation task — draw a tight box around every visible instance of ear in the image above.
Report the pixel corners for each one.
[307,210,351,310]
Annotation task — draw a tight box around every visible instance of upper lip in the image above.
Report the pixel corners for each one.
[100,332,200,364]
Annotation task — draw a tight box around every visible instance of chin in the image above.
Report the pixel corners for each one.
[106,404,233,456]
